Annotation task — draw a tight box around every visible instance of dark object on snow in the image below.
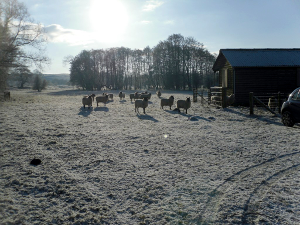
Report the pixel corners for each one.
[4,91,10,101]
[173,108,180,112]
[208,117,216,121]
[188,116,198,121]
[30,158,41,166]
[108,193,115,199]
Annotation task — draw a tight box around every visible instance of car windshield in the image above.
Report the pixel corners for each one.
[291,89,300,101]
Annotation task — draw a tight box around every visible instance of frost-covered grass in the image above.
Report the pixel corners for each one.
[1,87,300,224]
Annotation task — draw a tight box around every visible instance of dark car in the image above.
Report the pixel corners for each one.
[281,87,300,127]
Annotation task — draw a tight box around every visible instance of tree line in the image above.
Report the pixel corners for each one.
[0,0,49,92]
[66,34,216,91]
[8,68,47,91]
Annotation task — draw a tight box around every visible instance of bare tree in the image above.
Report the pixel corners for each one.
[65,34,216,91]
[69,50,94,90]
[152,34,215,90]
[0,0,50,91]
[10,67,32,88]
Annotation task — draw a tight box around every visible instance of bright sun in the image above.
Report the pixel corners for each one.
[89,0,128,42]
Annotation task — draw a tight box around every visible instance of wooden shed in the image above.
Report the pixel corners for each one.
[212,49,300,105]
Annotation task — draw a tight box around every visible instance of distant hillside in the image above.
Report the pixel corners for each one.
[44,74,70,81]
[44,74,70,86]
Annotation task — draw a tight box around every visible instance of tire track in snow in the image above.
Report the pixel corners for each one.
[241,162,300,224]
[202,151,300,224]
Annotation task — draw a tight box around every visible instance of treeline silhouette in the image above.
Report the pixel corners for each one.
[67,34,216,91]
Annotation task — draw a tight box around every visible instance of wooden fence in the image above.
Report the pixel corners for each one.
[193,87,209,105]
[249,92,287,115]
[193,87,228,108]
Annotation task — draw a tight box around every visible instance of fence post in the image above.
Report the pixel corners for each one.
[201,88,204,105]
[249,92,254,115]
[222,87,227,108]
[193,88,197,102]
[4,91,10,101]
[277,92,281,114]
[208,89,211,105]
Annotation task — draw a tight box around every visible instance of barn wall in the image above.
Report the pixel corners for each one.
[234,67,298,105]
[297,68,300,86]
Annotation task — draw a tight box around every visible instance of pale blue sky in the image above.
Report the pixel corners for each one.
[22,0,300,74]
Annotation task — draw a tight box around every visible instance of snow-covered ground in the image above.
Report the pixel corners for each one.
[1,87,299,224]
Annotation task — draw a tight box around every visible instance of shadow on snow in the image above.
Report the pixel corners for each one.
[187,115,212,122]
[94,107,109,112]
[47,89,94,96]
[136,114,159,122]
[223,107,283,126]
[164,109,191,117]
[78,107,93,117]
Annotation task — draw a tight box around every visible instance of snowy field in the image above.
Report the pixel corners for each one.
[1,87,300,224]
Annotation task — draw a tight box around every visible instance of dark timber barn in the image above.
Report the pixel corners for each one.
[212,49,300,105]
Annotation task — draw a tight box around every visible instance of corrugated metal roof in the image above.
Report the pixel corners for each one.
[213,49,300,71]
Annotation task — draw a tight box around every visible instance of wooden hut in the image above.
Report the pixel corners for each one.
[212,48,300,105]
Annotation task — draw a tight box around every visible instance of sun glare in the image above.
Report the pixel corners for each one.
[89,0,128,42]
